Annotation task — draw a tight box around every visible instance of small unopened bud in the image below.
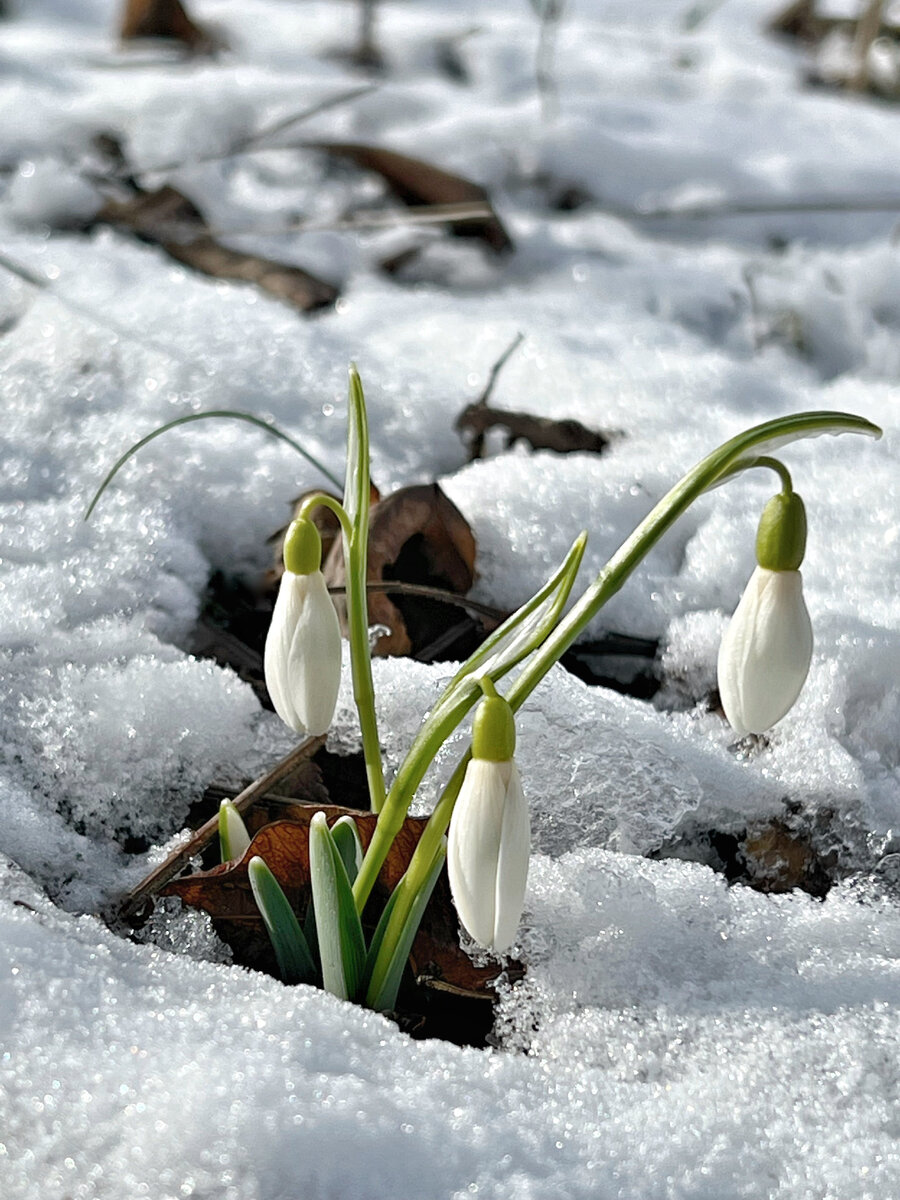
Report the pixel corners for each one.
[756,491,807,572]
[471,691,516,761]
[283,518,322,576]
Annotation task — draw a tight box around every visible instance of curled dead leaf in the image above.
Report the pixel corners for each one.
[312,142,514,254]
[120,0,221,52]
[96,185,338,313]
[457,401,612,460]
[322,483,476,656]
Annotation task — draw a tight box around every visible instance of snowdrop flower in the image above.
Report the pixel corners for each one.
[265,518,342,737]
[448,685,530,954]
[717,489,813,736]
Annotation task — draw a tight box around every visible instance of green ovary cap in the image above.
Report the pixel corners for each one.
[472,694,516,762]
[283,518,322,575]
[756,491,807,571]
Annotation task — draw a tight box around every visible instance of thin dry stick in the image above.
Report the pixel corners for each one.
[331,581,508,625]
[163,202,495,242]
[476,331,525,407]
[122,84,377,178]
[358,0,379,64]
[533,0,567,122]
[118,734,325,920]
[609,194,900,220]
[462,332,526,459]
[849,0,885,91]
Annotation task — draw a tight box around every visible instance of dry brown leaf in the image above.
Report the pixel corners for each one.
[457,400,612,461]
[120,0,219,51]
[322,483,476,656]
[97,185,338,313]
[743,821,816,893]
[312,142,514,254]
[767,0,827,41]
[163,803,515,1000]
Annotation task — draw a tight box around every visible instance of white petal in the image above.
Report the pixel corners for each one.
[492,762,530,953]
[717,566,813,735]
[264,571,307,732]
[447,760,507,950]
[264,571,342,736]
[447,758,530,954]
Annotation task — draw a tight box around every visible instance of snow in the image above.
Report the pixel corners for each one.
[1,0,899,1196]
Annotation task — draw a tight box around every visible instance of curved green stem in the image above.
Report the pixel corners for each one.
[365,409,881,988]
[351,532,587,913]
[297,493,353,540]
[507,411,878,709]
[752,456,793,493]
[84,409,341,520]
[296,491,389,810]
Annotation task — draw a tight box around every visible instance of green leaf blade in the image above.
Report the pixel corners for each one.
[84,409,340,521]
[344,366,371,535]
[218,799,251,864]
[248,856,317,985]
[330,815,364,884]
[309,812,367,1001]
[365,840,447,1014]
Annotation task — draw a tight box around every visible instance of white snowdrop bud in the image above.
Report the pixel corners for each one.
[447,689,530,954]
[717,565,813,736]
[264,519,342,737]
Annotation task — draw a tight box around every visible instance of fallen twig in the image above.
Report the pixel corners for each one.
[117,734,325,921]
[124,84,377,178]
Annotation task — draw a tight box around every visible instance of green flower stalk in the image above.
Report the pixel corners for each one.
[87,371,881,1013]
[361,412,881,998]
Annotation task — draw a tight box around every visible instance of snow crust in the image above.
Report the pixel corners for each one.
[1,0,899,1197]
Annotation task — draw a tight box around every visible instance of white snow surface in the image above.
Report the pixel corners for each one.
[1,0,899,1197]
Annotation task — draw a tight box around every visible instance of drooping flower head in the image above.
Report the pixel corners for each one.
[717,488,813,736]
[447,684,530,954]
[264,517,343,736]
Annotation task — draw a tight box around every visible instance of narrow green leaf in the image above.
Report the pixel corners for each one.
[309,812,366,1000]
[341,367,387,813]
[365,840,447,1013]
[443,529,587,694]
[344,366,370,534]
[84,409,341,521]
[218,799,251,864]
[703,413,881,490]
[248,856,317,985]
[330,815,364,884]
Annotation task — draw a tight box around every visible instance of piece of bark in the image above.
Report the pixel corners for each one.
[120,0,220,52]
[456,401,612,461]
[322,483,477,656]
[96,185,338,313]
[163,804,520,1000]
[312,142,513,254]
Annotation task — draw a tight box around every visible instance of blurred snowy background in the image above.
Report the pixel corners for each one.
[1,0,899,1196]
